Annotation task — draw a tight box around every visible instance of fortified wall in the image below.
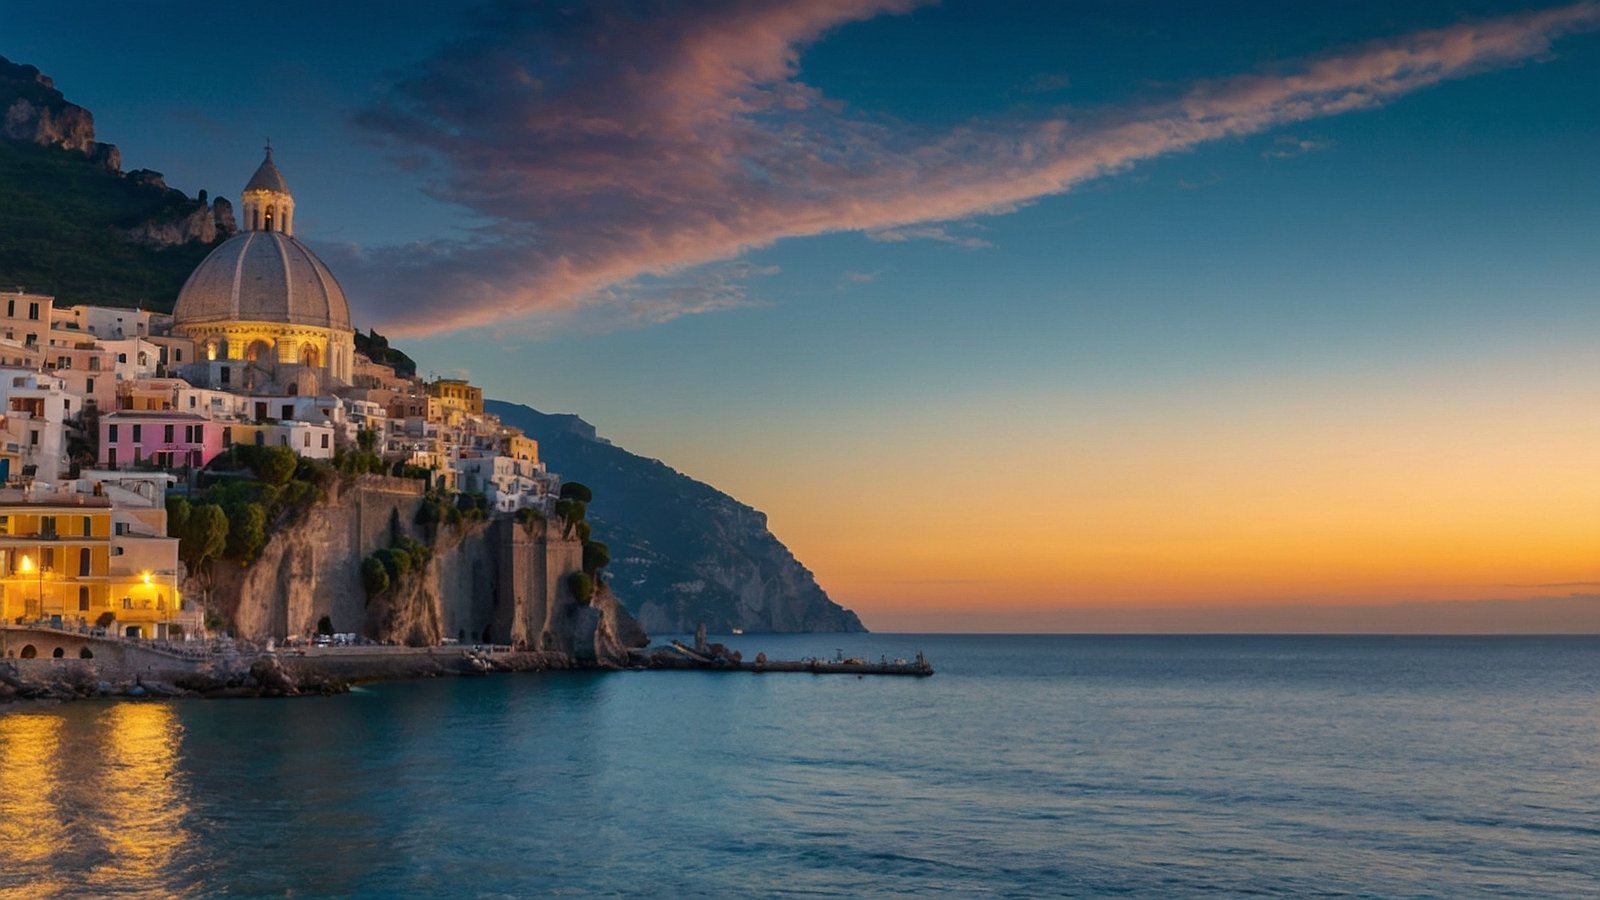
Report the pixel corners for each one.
[196,476,645,663]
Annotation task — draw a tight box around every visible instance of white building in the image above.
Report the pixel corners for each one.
[0,368,76,481]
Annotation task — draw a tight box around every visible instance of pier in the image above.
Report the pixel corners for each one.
[645,639,934,676]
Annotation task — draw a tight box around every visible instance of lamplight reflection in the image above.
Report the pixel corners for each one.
[81,703,192,891]
[0,714,72,894]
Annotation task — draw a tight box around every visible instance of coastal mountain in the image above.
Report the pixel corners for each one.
[0,56,862,635]
[1,55,234,307]
[487,400,867,634]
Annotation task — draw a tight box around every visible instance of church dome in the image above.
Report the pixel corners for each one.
[172,230,352,330]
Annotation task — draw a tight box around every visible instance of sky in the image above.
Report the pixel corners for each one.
[5,0,1598,631]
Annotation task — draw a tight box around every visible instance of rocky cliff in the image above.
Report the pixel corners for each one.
[194,475,646,664]
[487,401,866,635]
[0,55,237,306]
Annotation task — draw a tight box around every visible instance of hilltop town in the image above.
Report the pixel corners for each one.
[0,148,630,673]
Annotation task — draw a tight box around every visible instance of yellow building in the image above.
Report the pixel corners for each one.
[0,492,183,639]
[427,378,484,421]
[505,433,540,465]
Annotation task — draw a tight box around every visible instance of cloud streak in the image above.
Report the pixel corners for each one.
[349,0,1600,336]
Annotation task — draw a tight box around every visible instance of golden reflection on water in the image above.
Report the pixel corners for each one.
[0,713,70,898]
[0,704,193,898]
[83,703,193,893]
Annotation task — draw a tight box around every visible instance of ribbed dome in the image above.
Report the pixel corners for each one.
[173,231,351,330]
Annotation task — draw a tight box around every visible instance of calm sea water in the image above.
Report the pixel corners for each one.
[2,634,1598,898]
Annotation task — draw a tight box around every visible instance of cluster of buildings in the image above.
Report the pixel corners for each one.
[1,149,557,641]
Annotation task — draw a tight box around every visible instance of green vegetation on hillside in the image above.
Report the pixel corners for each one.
[0,139,220,307]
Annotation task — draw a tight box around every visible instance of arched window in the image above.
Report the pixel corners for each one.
[51,647,64,658]
[246,340,272,363]
[300,345,320,367]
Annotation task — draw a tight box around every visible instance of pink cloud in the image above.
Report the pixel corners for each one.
[348,0,1600,337]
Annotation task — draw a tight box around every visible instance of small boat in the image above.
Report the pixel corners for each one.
[731,627,744,635]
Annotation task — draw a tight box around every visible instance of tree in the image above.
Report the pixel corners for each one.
[251,445,298,486]
[559,482,593,503]
[582,541,609,576]
[179,503,228,572]
[166,496,191,537]
[361,556,390,600]
[224,502,267,564]
[554,498,586,537]
[567,571,595,604]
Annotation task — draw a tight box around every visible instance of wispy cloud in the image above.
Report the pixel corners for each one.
[867,224,992,248]
[347,0,1600,336]
[1262,134,1335,159]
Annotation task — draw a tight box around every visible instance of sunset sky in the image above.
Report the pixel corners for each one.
[7,1,1598,630]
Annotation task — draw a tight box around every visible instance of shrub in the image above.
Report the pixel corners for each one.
[567,571,595,604]
[361,556,390,599]
[582,541,609,576]
[558,482,593,503]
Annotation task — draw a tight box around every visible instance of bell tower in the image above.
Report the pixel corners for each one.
[240,143,295,235]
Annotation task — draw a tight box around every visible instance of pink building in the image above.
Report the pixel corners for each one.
[98,412,225,470]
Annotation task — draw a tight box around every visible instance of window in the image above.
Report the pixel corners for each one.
[164,424,174,443]
[282,405,293,420]
[0,516,8,535]
[56,356,68,369]
[279,435,288,447]
[321,434,330,449]
[28,430,37,446]
[27,302,38,320]
[41,546,54,567]
[107,447,117,467]
[5,300,11,316]
[88,357,99,372]
[221,367,231,385]
[131,424,142,443]
[118,353,127,363]
[63,400,69,414]
[108,423,118,442]
[188,396,196,408]
[78,586,89,612]
[303,432,311,448]
[175,349,183,362]
[86,377,95,393]
[81,516,91,536]
[79,547,90,576]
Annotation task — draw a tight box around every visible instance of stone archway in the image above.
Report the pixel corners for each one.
[245,339,273,363]
[79,647,94,659]
[19,644,36,658]
[51,647,64,658]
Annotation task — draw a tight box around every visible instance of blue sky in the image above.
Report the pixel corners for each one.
[6,1,1598,628]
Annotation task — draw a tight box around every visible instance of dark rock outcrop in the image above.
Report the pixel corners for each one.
[2,55,118,170]
[488,400,867,634]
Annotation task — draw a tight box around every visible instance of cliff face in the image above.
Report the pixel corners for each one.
[487,401,867,635]
[1,56,118,169]
[0,55,238,307]
[195,476,645,664]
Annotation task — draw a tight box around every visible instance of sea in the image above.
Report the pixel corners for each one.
[1,634,1597,898]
